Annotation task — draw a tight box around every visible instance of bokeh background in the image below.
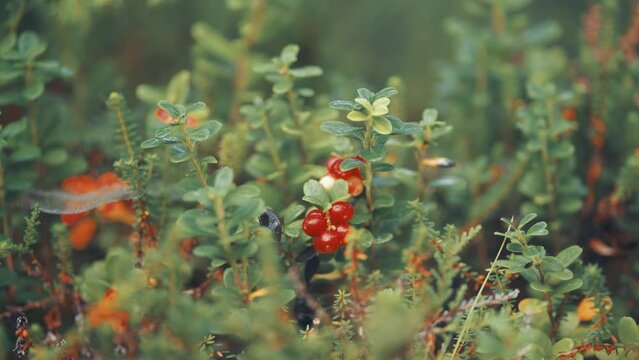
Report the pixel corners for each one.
[7,0,589,119]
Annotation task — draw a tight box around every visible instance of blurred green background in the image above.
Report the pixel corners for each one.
[10,0,589,120]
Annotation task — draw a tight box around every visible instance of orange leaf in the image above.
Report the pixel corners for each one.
[61,212,88,226]
[69,217,97,251]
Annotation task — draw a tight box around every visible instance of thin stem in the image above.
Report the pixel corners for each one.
[450,219,513,359]
[213,196,245,297]
[10,0,26,33]
[229,0,267,124]
[540,108,558,224]
[181,122,208,188]
[110,96,156,265]
[363,125,374,213]
[415,141,429,199]
[24,62,38,144]
[113,102,135,161]
[0,162,16,303]
[462,154,529,231]
[491,0,505,34]
[259,110,282,169]
[286,89,308,164]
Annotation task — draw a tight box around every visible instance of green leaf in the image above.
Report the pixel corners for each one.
[328,100,360,111]
[618,317,639,344]
[0,68,22,86]
[320,121,362,136]
[519,213,538,228]
[154,125,176,138]
[166,70,191,104]
[135,84,164,103]
[141,138,162,149]
[200,155,218,165]
[170,152,192,164]
[555,245,582,267]
[340,158,363,171]
[530,281,552,293]
[233,241,258,258]
[158,100,181,119]
[422,108,438,123]
[357,88,375,101]
[359,144,387,162]
[18,31,47,60]
[372,162,394,172]
[225,184,260,205]
[42,148,68,166]
[553,278,582,294]
[280,44,300,63]
[386,115,421,135]
[191,22,237,60]
[193,245,223,259]
[546,269,573,281]
[527,221,549,237]
[214,167,234,194]
[0,32,16,53]
[223,268,239,289]
[355,228,374,247]
[281,204,305,224]
[372,116,393,135]
[186,102,206,114]
[289,66,322,78]
[188,126,214,142]
[302,179,331,209]
[551,338,574,357]
[506,242,524,253]
[329,179,350,202]
[1,119,27,138]
[9,145,41,162]
[22,80,44,100]
[200,120,222,135]
[373,193,394,209]
[374,87,398,99]
[170,145,192,163]
[273,80,292,94]
[373,233,393,244]
[176,209,217,238]
[540,256,564,272]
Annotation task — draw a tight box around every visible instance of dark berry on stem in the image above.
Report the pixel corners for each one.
[329,201,354,224]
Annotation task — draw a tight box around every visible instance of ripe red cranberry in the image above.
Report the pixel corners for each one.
[302,209,327,236]
[328,158,347,178]
[334,223,350,245]
[313,230,341,254]
[345,176,364,196]
[329,201,354,225]
[326,156,341,172]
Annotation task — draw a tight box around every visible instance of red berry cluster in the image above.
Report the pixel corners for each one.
[302,201,354,254]
[324,156,365,196]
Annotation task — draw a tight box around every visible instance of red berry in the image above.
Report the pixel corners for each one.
[326,156,341,172]
[313,230,341,254]
[302,210,327,236]
[328,158,347,178]
[326,155,365,180]
[334,223,350,246]
[329,201,354,224]
[346,175,364,196]
[346,156,366,178]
